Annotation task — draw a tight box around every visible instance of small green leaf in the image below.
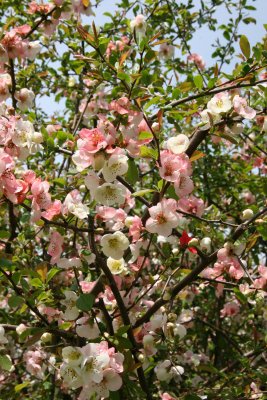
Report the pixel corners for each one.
[15,382,30,392]
[116,325,130,336]
[233,288,247,304]
[76,293,95,312]
[30,278,43,288]
[219,132,239,145]
[117,71,131,85]
[240,35,251,58]
[0,355,13,371]
[140,146,158,160]
[46,268,60,283]
[59,322,73,330]
[8,295,24,308]
[138,131,153,140]
[193,75,203,89]
[132,189,154,197]
[117,336,133,349]
[0,258,13,268]
[109,391,121,400]
[125,159,139,185]
[0,231,9,239]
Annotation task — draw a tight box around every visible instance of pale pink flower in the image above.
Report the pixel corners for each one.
[48,231,64,264]
[31,178,51,209]
[177,195,205,217]
[42,199,62,220]
[62,190,89,219]
[159,150,183,182]
[110,96,130,115]
[174,175,194,197]
[130,14,147,36]
[233,95,256,119]
[220,301,240,318]
[159,43,175,60]
[15,88,35,111]
[146,199,179,237]
[207,92,232,115]
[188,53,205,70]
[161,393,176,400]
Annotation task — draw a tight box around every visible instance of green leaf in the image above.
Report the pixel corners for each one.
[138,131,153,140]
[180,81,193,92]
[109,391,121,400]
[132,189,154,197]
[0,355,13,372]
[0,258,13,268]
[0,230,9,239]
[140,146,158,160]
[15,382,30,393]
[117,71,131,85]
[117,336,133,349]
[193,75,203,89]
[219,132,239,145]
[233,288,247,304]
[76,293,95,312]
[46,268,60,283]
[116,325,130,336]
[125,159,139,185]
[30,278,43,288]
[8,295,24,308]
[59,322,73,330]
[239,35,251,58]
[183,395,202,400]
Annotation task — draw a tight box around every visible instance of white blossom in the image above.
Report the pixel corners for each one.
[101,231,129,259]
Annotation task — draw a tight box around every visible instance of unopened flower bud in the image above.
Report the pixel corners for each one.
[16,323,27,335]
[33,131,43,144]
[41,332,52,343]
[168,313,177,322]
[68,76,76,87]
[242,209,254,220]
[200,237,211,252]
[188,238,199,247]
[152,122,160,132]
[137,353,145,363]
[172,247,179,255]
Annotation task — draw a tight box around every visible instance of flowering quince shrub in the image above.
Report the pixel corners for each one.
[0,1,267,400]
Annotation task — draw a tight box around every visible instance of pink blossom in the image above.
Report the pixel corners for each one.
[80,281,96,293]
[159,150,192,182]
[129,216,143,242]
[161,393,176,400]
[233,95,256,119]
[48,231,64,264]
[177,195,205,217]
[79,128,108,153]
[174,175,194,197]
[110,96,130,115]
[220,301,240,318]
[188,53,205,70]
[42,199,62,220]
[146,199,179,237]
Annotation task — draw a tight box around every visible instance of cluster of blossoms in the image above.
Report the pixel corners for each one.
[0,25,41,60]
[60,342,124,400]
[200,90,256,138]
